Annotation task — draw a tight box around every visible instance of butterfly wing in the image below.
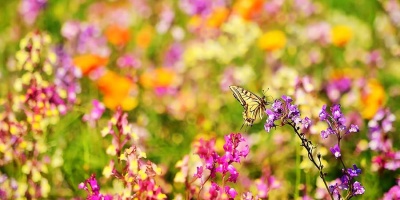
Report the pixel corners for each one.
[229,86,267,127]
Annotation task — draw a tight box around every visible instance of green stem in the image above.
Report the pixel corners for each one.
[288,122,334,200]
[295,138,301,199]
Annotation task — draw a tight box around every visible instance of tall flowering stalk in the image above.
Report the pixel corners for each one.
[80,108,166,199]
[319,104,365,199]
[183,133,249,199]
[0,31,79,198]
[367,108,400,172]
[264,96,365,199]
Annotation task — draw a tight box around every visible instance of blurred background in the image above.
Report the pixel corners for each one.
[0,0,399,199]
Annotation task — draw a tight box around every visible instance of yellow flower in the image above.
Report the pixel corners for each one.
[331,25,352,47]
[206,7,230,28]
[233,0,263,20]
[258,30,287,51]
[135,26,153,49]
[139,68,176,88]
[361,79,385,119]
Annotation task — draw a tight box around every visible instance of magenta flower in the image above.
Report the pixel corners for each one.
[224,186,238,198]
[82,100,106,127]
[79,174,113,200]
[209,182,220,199]
[164,43,183,68]
[117,54,141,69]
[382,179,400,200]
[326,77,352,103]
[19,0,47,25]
[193,133,248,199]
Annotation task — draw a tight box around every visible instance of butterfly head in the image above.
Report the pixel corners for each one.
[261,89,271,105]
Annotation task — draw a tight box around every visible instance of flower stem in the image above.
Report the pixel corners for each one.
[288,122,334,200]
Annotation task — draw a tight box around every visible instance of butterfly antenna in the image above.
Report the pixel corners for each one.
[240,123,245,131]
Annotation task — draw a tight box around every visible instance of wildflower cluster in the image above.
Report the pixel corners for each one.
[80,108,166,199]
[319,104,365,199]
[188,133,249,199]
[0,31,80,199]
[368,108,400,171]
[264,96,365,199]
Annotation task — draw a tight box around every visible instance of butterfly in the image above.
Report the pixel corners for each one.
[229,85,270,129]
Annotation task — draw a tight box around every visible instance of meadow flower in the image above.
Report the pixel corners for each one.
[96,109,166,199]
[135,25,154,49]
[307,22,331,45]
[0,174,18,199]
[365,50,383,67]
[156,5,175,34]
[254,169,281,198]
[79,174,113,200]
[206,7,230,28]
[382,179,400,200]
[61,20,80,40]
[319,104,360,138]
[361,79,386,119]
[97,70,138,110]
[54,47,81,105]
[330,144,341,158]
[258,30,287,51]
[104,24,131,46]
[83,100,106,127]
[73,54,108,76]
[164,43,184,68]
[140,68,178,96]
[294,0,315,16]
[233,0,263,20]
[326,76,352,103]
[331,25,353,47]
[19,0,47,25]
[191,133,248,199]
[117,54,141,69]
[264,0,284,15]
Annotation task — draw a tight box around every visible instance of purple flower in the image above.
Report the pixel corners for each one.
[368,108,395,152]
[319,105,328,121]
[353,181,365,195]
[348,124,359,133]
[264,95,304,132]
[319,104,357,139]
[54,46,81,105]
[347,164,362,177]
[164,43,183,67]
[330,144,341,158]
[320,130,329,139]
[83,100,106,127]
[326,77,352,103]
[302,117,312,129]
[117,54,141,69]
